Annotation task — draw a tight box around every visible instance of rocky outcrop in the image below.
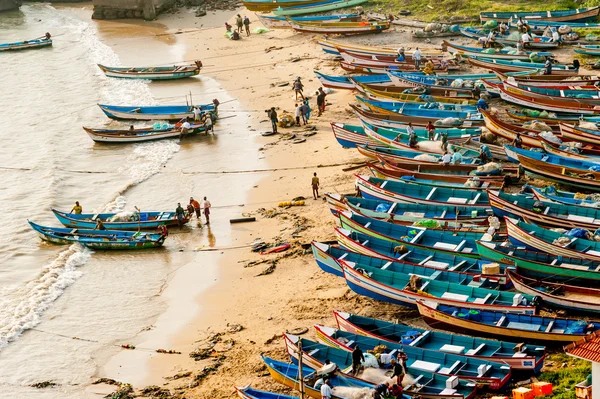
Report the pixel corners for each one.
[0,0,21,12]
[92,0,174,20]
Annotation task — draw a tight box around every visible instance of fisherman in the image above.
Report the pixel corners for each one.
[389,384,404,399]
[293,78,305,100]
[472,84,481,99]
[267,107,278,133]
[231,30,241,40]
[413,47,422,69]
[484,30,496,48]
[390,358,405,385]
[406,123,417,148]
[175,202,185,227]
[512,132,523,148]
[321,378,333,399]
[441,131,449,152]
[95,219,106,230]
[451,150,463,164]
[243,16,251,36]
[573,59,581,72]
[441,151,452,165]
[480,144,492,163]
[317,90,326,116]
[351,345,365,375]
[373,382,390,399]
[180,117,192,139]
[295,103,303,126]
[225,22,232,32]
[516,39,524,53]
[236,14,243,33]
[426,120,435,140]
[499,22,508,35]
[45,32,52,40]
[203,113,214,134]
[303,99,311,121]
[193,106,201,122]
[521,31,532,47]
[396,46,406,62]
[318,87,327,111]
[423,59,435,75]
[312,172,320,200]
[477,98,489,111]
[71,201,82,214]
[202,196,211,224]
[190,197,201,219]
[544,57,553,75]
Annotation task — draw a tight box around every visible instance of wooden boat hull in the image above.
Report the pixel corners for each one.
[273,0,367,16]
[83,125,207,143]
[97,64,200,80]
[469,58,574,75]
[460,28,559,49]
[318,38,443,58]
[560,123,600,146]
[330,122,380,148]
[479,7,600,23]
[98,103,215,121]
[352,104,484,128]
[52,209,187,230]
[0,38,52,51]
[517,152,600,191]
[243,0,321,12]
[289,20,390,35]
[494,71,600,87]
[444,40,547,61]
[498,84,600,114]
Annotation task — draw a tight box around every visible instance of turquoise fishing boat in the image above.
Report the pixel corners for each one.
[273,0,367,16]
[52,209,188,230]
[357,96,479,113]
[358,144,481,166]
[330,123,382,148]
[314,70,389,89]
[460,28,559,49]
[444,40,553,61]
[236,387,298,399]
[28,221,166,249]
[505,145,600,170]
[479,7,600,23]
[98,103,216,121]
[531,186,600,207]
[510,82,600,102]
[98,62,201,80]
[0,37,52,51]
[259,13,359,29]
[356,175,492,207]
[311,327,512,389]
[333,311,546,372]
[575,45,600,56]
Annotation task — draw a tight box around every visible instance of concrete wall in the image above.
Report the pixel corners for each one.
[92,0,175,20]
[593,362,599,399]
[0,0,21,12]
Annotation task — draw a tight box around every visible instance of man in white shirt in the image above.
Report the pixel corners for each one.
[412,47,422,69]
[551,28,561,43]
[320,378,333,399]
[204,114,213,134]
[193,106,201,122]
[180,119,191,139]
[521,32,532,47]
[202,196,211,224]
[295,103,302,126]
[441,151,452,165]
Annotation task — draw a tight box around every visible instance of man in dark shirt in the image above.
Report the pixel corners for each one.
[175,202,185,227]
[390,358,405,385]
[373,382,390,399]
[267,107,278,133]
[351,345,365,375]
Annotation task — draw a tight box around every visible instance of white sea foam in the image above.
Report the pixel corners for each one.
[0,244,91,349]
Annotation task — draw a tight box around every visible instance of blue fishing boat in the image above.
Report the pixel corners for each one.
[311,241,507,284]
[311,327,512,390]
[28,221,167,249]
[358,96,479,113]
[460,28,559,49]
[479,7,600,23]
[286,333,500,391]
[0,37,52,51]
[443,40,553,61]
[356,175,492,207]
[510,82,600,102]
[357,143,480,165]
[83,123,208,143]
[504,145,600,171]
[98,62,201,80]
[52,209,188,230]
[333,311,546,372]
[469,57,576,75]
[359,102,483,125]
[236,386,298,399]
[417,301,600,344]
[273,0,367,16]
[98,103,216,121]
[259,13,359,29]
[314,70,389,89]
[330,123,381,148]
[531,186,600,207]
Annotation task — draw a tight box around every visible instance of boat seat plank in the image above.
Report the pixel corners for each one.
[473,293,492,304]
[418,256,433,265]
[440,210,447,218]
[361,240,369,246]
[425,187,437,201]
[440,344,465,354]
[496,316,506,327]
[466,343,485,356]
[381,261,393,270]
[364,222,371,229]
[440,360,462,375]
[507,321,541,331]
[450,260,467,271]
[441,292,469,302]
[469,193,481,205]
[388,203,397,214]
[448,197,468,204]
[410,230,425,244]
[339,253,348,260]
[424,260,450,269]
[409,330,430,347]
[433,242,457,250]
[545,320,555,333]
[411,360,441,373]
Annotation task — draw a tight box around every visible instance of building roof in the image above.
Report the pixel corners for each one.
[565,331,600,363]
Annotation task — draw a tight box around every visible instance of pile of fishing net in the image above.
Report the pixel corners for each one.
[434,117,462,126]
[424,22,442,32]
[539,131,561,144]
[413,219,441,228]
[153,122,173,130]
[108,211,139,222]
[464,177,483,188]
[482,48,497,54]
[414,154,439,162]
[419,102,439,109]
[563,32,579,41]
[529,52,545,63]
[475,162,502,175]
[483,20,498,29]
[524,120,552,132]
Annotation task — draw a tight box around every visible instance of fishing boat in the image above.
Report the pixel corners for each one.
[236,386,297,399]
[259,14,359,29]
[531,185,600,207]
[496,83,600,114]
[312,327,512,390]
[494,71,600,87]
[314,71,390,89]
[358,97,478,113]
[318,38,444,58]
[273,0,367,16]
[97,62,201,80]
[333,311,546,372]
[476,240,600,283]
[505,83,600,104]
[460,28,559,49]
[507,270,600,314]
[541,141,600,160]
[560,123,600,146]
[367,162,506,187]
[357,83,477,104]
[480,110,550,148]
[83,123,207,143]
[52,209,188,230]
[386,70,502,88]
[356,175,492,207]
[312,240,507,282]
[417,301,600,344]
[361,121,481,143]
[506,217,600,261]
[262,356,378,399]
[288,19,390,35]
[98,103,216,121]
[469,57,575,75]
[0,37,52,51]
[352,104,484,128]
[287,332,508,391]
[488,189,600,230]
[339,49,457,70]
[506,109,600,124]
[358,145,478,166]
[575,45,600,56]
[330,123,382,148]
[341,260,536,313]
[479,7,600,23]
[28,221,166,249]
[243,0,323,12]
[444,41,553,61]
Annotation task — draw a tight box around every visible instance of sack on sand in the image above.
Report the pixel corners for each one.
[254,27,269,34]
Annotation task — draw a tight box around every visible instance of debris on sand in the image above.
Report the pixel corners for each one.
[30,381,57,389]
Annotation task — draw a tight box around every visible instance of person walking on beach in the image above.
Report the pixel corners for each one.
[202,196,211,224]
[295,104,302,126]
[318,87,327,111]
[243,16,251,36]
[351,345,365,375]
[312,172,320,200]
[293,78,305,100]
[413,47,422,69]
[303,99,311,121]
[190,197,201,219]
[70,201,82,214]
[316,90,325,116]
[175,202,185,227]
[301,101,309,124]
[267,107,278,133]
[236,14,243,33]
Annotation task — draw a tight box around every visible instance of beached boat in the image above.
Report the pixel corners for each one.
[289,20,390,35]
[479,7,600,23]
[358,96,479,113]
[357,83,477,104]
[469,57,575,75]
[356,175,492,207]
[444,41,552,61]
[358,145,478,165]
[318,38,444,58]
[83,123,207,143]
[312,327,512,390]
[330,123,382,148]
[508,270,600,314]
[0,37,52,51]
[460,28,559,49]
[476,240,600,283]
[97,62,201,80]
[507,83,600,104]
[28,220,166,249]
[560,123,600,146]
[386,70,508,88]
[273,0,367,16]
[541,141,600,160]
[506,109,600,124]
[494,71,600,87]
[312,240,506,282]
[335,311,546,371]
[98,103,216,121]
[531,185,600,207]
[488,189,600,230]
[52,209,188,230]
[496,83,600,114]
[259,14,359,29]
[341,260,536,313]
[314,71,390,89]
[480,110,550,148]
[236,386,297,399]
[575,45,600,56]
[353,104,484,128]
[339,49,457,70]
[417,301,599,344]
[506,217,600,261]
[243,0,322,12]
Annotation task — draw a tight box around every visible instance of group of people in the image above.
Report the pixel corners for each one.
[397,122,448,152]
[396,47,422,69]
[225,14,251,40]
[175,197,212,226]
